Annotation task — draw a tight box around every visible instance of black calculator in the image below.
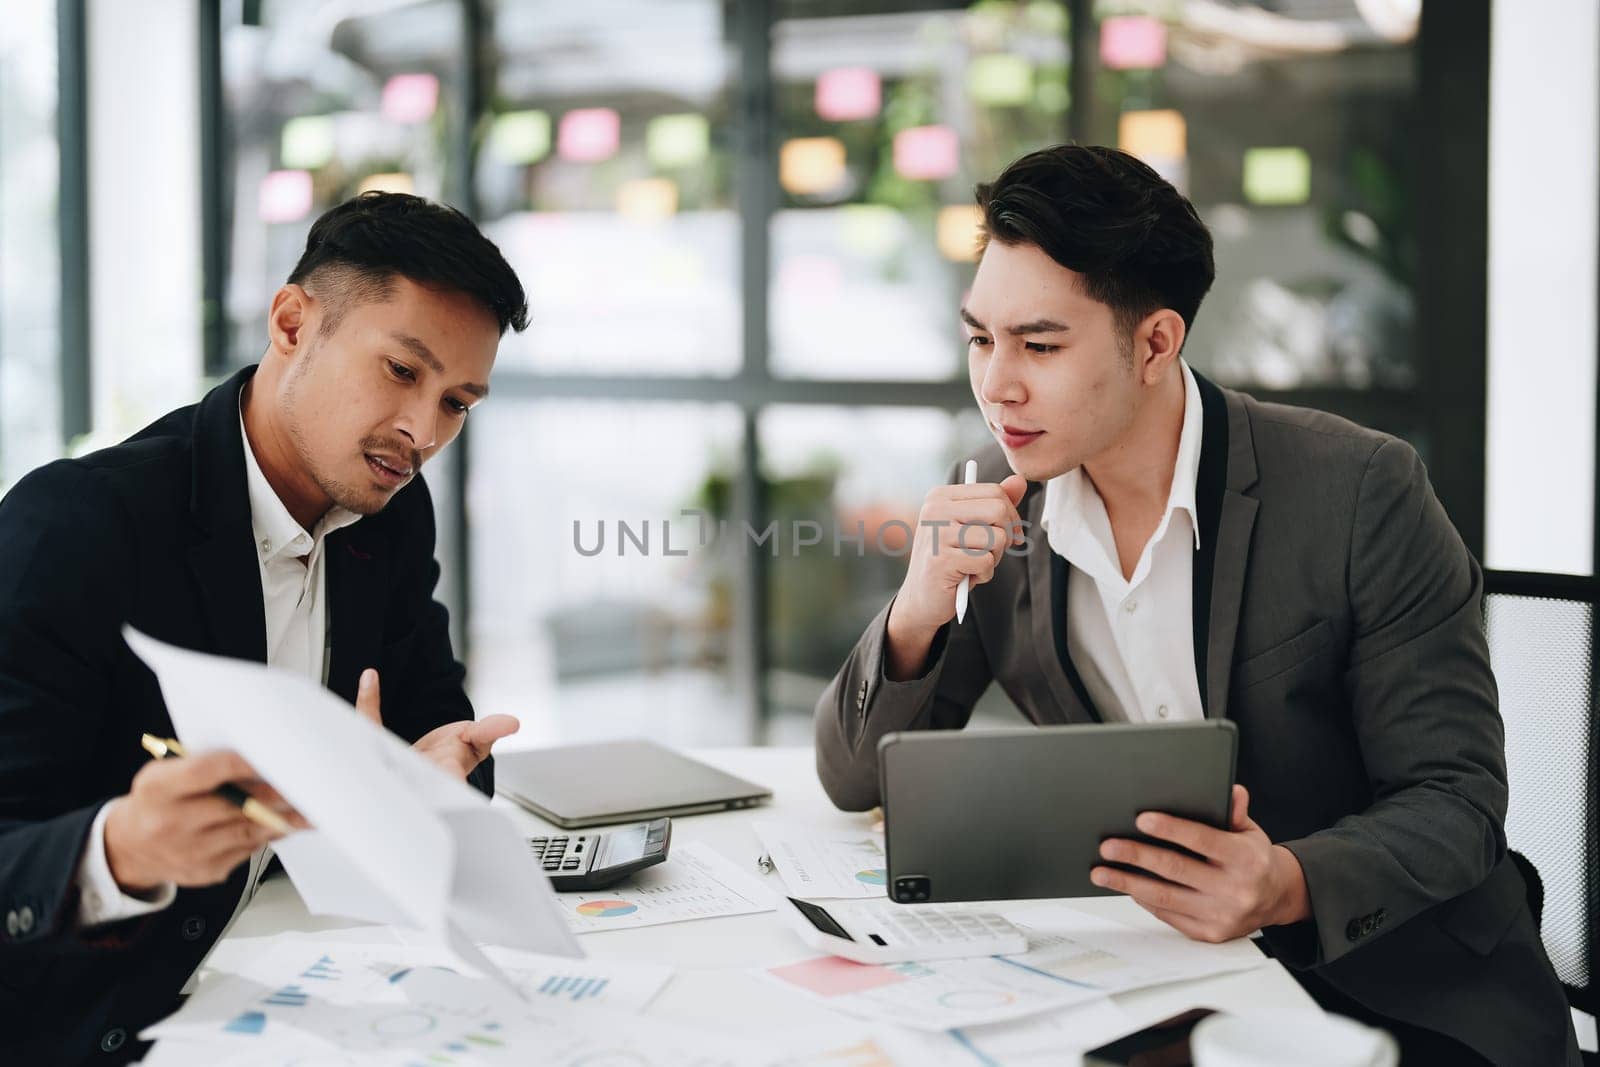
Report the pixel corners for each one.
[527,817,672,891]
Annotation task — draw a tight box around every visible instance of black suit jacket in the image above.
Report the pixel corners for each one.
[816,373,1580,1065]
[0,366,490,1064]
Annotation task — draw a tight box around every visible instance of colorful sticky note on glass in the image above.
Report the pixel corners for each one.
[381,73,439,124]
[617,177,678,221]
[839,204,901,258]
[893,125,959,181]
[646,114,709,169]
[815,68,882,122]
[488,110,551,165]
[558,108,621,163]
[1100,15,1167,71]
[1242,147,1311,205]
[281,116,335,170]
[258,170,312,223]
[780,136,847,195]
[967,54,1032,107]
[1119,109,1187,162]
[937,204,984,262]
[358,172,414,195]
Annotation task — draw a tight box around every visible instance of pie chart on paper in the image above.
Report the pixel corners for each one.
[855,868,887,886]
[576,900,639,918]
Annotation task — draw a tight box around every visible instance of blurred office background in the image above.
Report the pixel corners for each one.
[1,0,1595,747]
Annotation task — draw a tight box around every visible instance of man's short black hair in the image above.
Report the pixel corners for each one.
[976,145,1215,347]
[287,191,530,336]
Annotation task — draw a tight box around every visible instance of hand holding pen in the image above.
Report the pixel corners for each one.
[99,736,309,895]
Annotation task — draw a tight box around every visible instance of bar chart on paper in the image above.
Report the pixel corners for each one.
[562,842,775,933]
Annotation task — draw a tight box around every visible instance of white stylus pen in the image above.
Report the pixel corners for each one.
[954,459,978,623]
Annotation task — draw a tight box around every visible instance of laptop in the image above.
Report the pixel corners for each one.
[879,720,1237,903]
[494,739,772,829]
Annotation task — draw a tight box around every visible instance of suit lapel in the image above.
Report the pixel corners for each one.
[1193,375,1260,719]
[1026,486,1098,724]
[324,526,388,706]
[186,368,268,663]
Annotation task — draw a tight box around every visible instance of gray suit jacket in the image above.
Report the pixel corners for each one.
[815,373,1578,1065]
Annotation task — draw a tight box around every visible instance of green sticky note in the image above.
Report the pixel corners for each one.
[967,54,1033,107]
[1243,147,1311,205]
[647,113,710,169]
[488,110,551,165]
[280,116,335,170]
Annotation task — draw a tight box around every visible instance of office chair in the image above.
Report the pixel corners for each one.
[1483,569,1599,1058]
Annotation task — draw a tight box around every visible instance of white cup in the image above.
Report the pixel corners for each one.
[1191,1012,1400,1067]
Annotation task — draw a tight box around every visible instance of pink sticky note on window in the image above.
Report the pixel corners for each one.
[381,73,439,124]
[769,957,909,997]
[893,125,959,181]
[816,68,882,122]
[558,108,621,163]
[1100,16,1167,71]
[258,170,312,223]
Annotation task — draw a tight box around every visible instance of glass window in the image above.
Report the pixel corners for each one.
[478,0,739,377]
[467,400,744,746]
[1093,1,1419,390]
[0,0,62,488]
[221,0,466,369]
[770,2,1072,381]
[758,404,1002,740]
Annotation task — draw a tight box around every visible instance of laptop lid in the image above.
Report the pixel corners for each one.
[495,739,773,829]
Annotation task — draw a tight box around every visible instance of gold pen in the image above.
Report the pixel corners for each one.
[139,734,294,836]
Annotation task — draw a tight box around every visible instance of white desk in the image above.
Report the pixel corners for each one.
[218,747,1321,1048]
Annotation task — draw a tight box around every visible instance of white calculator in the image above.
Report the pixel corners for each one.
[779,896,1027,964]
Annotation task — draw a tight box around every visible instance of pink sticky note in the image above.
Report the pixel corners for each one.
[816,68,882,122]
[893,125,959,181]
[258,170,312,224]
[558,108,621,163]
[770,957,909,997]
[381,73,439,124]
[1100,15,1167,71]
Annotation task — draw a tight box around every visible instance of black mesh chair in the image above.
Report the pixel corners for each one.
[1483,569,1599,1058]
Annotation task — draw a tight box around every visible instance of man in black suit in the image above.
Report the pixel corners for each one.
[0,192,527,1063]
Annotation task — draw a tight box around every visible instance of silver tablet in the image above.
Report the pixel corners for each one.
[879,721,1237,904]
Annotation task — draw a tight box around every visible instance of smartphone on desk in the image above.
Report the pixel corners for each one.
[1084,1008,1218,1066]
[528,817,671,891]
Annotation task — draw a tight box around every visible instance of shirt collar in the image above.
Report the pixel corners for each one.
[1040,358,1205,554]
[238,402,361,564]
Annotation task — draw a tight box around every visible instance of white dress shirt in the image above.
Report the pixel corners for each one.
[1040,360,1205,725]
[73,406,360,929]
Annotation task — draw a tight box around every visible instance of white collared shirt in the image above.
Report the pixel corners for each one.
[74,404,361,929]
[1040,360,1205,725]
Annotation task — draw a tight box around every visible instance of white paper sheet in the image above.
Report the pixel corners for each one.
[950,996,1134,1062]
[560,841,776,933]
[752,821,890,899]
[998,904,1266,994]
[144,959,753,1067]
[144,941,674,1047]
[761,953,1103,1031]
[124,629,582,988]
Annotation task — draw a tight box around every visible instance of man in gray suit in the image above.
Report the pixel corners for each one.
[815,145,1577,1064]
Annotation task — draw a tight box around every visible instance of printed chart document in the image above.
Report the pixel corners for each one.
[144,940,673,1047]
[1001,904,1266,994]
[762,953,1106,1030]
[125,629,582,990]
[142,962,758,1067]
[768,998,1132,1067]
[752,821,889,899]
[561,842,776,933]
